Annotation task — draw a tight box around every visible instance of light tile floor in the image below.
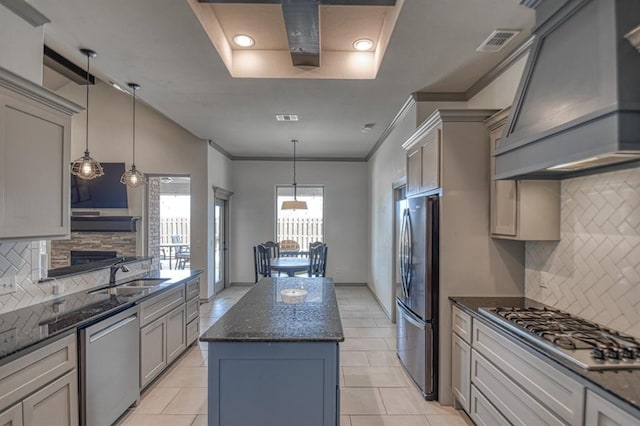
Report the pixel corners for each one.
[117,285,470,426]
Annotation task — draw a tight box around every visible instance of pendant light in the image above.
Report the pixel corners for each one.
[282,139,308,210]
[121,83,146,187]
[70,48,104,180]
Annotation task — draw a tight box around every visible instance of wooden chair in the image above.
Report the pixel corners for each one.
[262,241,279,259]
[254,244,272,282]
[279,239,300,257]
[308,243,328,277]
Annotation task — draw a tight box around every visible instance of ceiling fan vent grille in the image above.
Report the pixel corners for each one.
[275,114,299,121]
[476,30,520,52]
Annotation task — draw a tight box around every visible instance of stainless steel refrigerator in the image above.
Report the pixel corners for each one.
[396,194,439,400]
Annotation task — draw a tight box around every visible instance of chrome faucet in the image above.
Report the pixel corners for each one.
[109,259,130,286]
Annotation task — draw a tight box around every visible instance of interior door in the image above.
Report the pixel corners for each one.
[214,198,226,294]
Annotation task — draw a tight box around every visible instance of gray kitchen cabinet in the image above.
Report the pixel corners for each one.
[451,333,471,412]
[0,333,77,426]
[0,403,22,426]
[469,385,509,426]
[405,126,441,196]
[140,315,167,389]
[585,390,639,426]
[486,109,560,241]
[166,305,186,364]
[22,370,77,426]
[0,68,81,242]
[184,277,201,346]
[139,279,197,389]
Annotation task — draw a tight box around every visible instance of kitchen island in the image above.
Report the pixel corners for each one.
[200,277,344,426]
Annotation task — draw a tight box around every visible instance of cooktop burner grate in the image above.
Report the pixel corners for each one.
[479,306,640,370]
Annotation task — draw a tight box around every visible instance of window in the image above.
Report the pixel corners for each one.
[276,185,324,252]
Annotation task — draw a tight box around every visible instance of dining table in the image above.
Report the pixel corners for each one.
[270,256,310,277]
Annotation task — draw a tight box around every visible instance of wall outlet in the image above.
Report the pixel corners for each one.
[0,276,16,295]
[540,271,551,289]
[51,281,63,295]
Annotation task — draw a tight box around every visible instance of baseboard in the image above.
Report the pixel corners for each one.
[229,282,255,286]
[367,283,393,320]
[334,282,367,286]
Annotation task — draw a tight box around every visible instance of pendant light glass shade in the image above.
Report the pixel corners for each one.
[121,83,146,187]
[282,139,307,210]
[70,49,104,180]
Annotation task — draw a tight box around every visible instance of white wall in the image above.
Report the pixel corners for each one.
[54,80,218,297]
[0,6,44,84]
[230,160,368,284]
[467,54,528,110]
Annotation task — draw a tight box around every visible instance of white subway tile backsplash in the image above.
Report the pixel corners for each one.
[526,166,640,338]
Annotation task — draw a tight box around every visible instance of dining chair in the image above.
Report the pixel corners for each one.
[254,244,272,282]
[262,241,279,259]
[308,243,328,277]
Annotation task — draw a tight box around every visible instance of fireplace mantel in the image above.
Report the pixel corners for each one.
[70,216,141,232]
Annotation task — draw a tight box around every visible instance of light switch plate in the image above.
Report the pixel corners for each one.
[0,276,16,295]
[540,271,551,289]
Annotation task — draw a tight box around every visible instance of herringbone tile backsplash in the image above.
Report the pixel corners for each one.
[0,241,150,314]
[526,166,640,338]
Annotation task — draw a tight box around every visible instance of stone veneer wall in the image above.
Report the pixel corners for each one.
[50,232,137,269]
[0,240,151,313]
[148,177,161,271]
[525,166,640,338]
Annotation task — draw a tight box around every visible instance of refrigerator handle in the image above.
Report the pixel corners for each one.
[396,299,426,330]
[400,209,410,298]
[405,208,413,296]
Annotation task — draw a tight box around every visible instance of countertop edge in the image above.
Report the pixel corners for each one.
[0,269,203,366]
[449,297,640,417]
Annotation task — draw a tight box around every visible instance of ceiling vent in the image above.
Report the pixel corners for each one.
[275,114,299,121]
[476,29,520,52]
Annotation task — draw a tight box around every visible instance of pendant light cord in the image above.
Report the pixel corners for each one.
[132,86,137,166]
[85,53,90,153]
[292,139,298,200]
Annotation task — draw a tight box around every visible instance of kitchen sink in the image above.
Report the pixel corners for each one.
[120,278,169,287]
[89,286,148,296]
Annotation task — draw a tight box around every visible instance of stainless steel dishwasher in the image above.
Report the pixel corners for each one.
[79,305,140,426]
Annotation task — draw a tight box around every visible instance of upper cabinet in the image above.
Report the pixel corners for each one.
[405,125,441,196]
[0,67,82,242]
[487,109,560,241]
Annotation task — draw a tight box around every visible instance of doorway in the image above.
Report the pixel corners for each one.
[214,198,226,293]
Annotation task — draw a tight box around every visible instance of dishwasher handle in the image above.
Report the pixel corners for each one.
[89,315,137,343]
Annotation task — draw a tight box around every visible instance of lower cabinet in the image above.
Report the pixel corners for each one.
[167,305,186,364]
[585,391,639,426]
[22,370,77,426]
[140,316,168,388]
[451,333,470,412]
[0,403,22,426]
[140,304,185,389]
[469,384,509,426]
[0,333,78,426]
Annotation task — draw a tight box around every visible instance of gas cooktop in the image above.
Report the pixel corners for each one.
[479,306,640,370]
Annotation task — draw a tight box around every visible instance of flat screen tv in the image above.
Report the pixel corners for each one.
[71,163,128,208]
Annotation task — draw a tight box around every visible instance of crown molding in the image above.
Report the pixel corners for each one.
[413,92,468,102]
[232,156,367,162]
[0,0,49,27]
[208,140,233,160]
[366,95,416,161]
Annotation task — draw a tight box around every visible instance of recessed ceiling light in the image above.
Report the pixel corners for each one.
[233,34,255,48]
[353,38,373,51]
[361,122,376,133]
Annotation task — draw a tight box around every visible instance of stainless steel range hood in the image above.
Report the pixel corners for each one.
[494,0,640,179]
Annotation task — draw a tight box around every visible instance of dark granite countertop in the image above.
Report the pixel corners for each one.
[0,269,201,366]
[200,277,344,342]
[450,296,640,415]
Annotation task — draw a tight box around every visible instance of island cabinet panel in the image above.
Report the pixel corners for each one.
[208,342,339,426]
[0,403,22,426]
